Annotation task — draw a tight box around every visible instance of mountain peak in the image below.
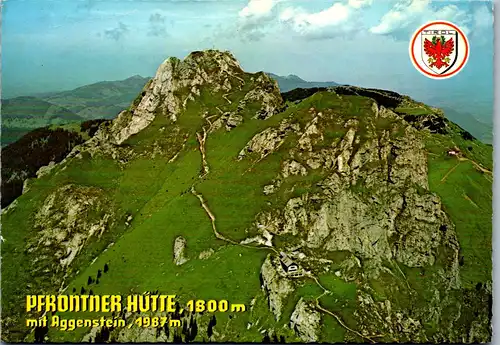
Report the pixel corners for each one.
[125,74,146,81]
[103,49,283,145]
[284,74,304,81]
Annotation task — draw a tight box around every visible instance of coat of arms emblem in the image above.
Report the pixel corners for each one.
[422,30,458,74]
[409,21,469,79]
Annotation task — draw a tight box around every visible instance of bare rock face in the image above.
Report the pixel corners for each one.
[22,178,32,194]
[392,188,459,270]
[238,118,299,160]
[245,72,284,120]
[246,101,460,281]
[226,113,244,131]
[290,298,322,342]
[199,248,214,260]
[255,209,284,235]
[26,184,114,279]
[260,254,295,320]
[63,50,283,166]
[210,111,244,131]
[36,161,57,178]
[282,160,307,178]
[173,236,188,266]
[245,92,470,343]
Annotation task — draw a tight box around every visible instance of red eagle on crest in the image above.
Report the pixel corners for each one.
[423,35,455,69]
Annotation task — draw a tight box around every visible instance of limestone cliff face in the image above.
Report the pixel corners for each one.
[289,298,322,342]
[260,255,295,319]
[49,50,283,166]
[250,102,459,276]
[247,94,469,342]
[29,184,114,269]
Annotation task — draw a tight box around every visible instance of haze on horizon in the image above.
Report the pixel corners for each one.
[2,0,494,123]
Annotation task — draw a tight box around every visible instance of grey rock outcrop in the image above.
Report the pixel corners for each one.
[36,161,57,178]
[238,118,299,160]
[290,298,322,342]
[173,236,188,266]
[226,113,243,130]
[260,254,294,320]
[248,100,460,280]
[245,91,470,343]
[25,184,114,279]
[199,248,214,260]
[282,160,307,178]
[245,72,284,120]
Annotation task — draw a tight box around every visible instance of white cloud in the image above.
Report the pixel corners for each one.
[468,4,493,44]
[302,3,351,27]
[369,0,474,37]
[234,0,374,40]
[430,5,471,34]
[239,0,275,18]
[369,0,430,35]
[279,4,351,30]
[278,1,370,37]
[233,0,284,41]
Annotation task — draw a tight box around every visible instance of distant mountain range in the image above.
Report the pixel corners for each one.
[1,75,151,146]
[438,107,493,145]
[266,73,340,92]
[38,75,151,119]
[1,73,492,146]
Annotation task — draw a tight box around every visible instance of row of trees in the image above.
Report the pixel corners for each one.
[262,334,286,343]
[71,263,109,295]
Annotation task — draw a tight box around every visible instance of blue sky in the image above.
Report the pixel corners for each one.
[2,0,494,122]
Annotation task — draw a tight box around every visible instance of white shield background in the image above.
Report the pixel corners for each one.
[421,30,458,75]
[409,21,469,80]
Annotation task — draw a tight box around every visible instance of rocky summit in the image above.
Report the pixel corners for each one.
[1,50,492,343]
